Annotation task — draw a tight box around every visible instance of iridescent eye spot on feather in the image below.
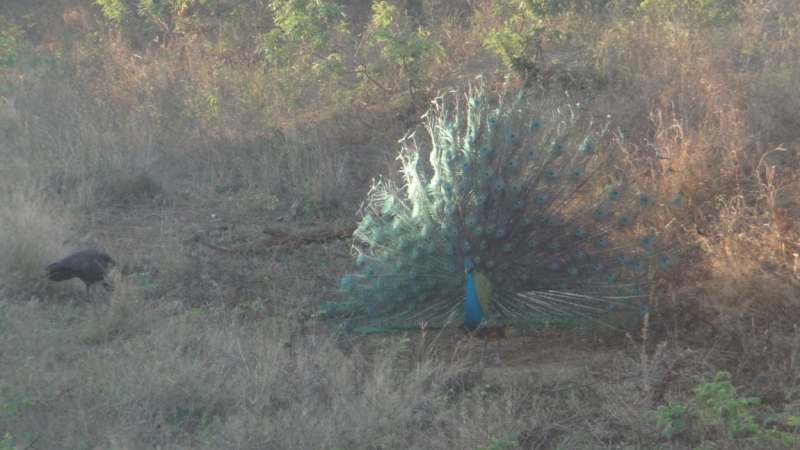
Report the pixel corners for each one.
[502,244,511,252]
[658,255,674,267]
[341,275,356,291]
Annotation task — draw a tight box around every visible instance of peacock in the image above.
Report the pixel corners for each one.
[324,84,682,335]
[45,249,117,302]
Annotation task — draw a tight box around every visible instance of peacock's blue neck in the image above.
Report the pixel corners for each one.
[464,270,484,328]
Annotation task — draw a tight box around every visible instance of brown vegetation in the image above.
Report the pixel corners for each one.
[1,0,799,447]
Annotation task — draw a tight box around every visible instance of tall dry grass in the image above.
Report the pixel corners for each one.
[1,0,800,447]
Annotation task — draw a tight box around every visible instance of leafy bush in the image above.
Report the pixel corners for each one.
[652,371,792,446]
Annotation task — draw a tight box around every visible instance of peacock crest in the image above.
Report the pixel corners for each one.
[325,84,683,333]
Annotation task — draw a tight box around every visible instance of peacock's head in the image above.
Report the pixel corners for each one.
[465,259,474,274]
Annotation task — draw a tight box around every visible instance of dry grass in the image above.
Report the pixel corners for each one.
[1,0,800,447]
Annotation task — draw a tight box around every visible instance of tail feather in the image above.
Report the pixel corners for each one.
[327,84,684,333]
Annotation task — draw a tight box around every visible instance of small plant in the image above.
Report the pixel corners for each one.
[652,371,792,445]
[1,386,36,432]
[0,432,11,450]
[0,386,36,414]
[692,371,760,439]
[367,1,444,103]
[652,403,687,438]
[0,16,33,69]
[259,0,346,68]
[96,0,127,23]
[479,0,599,78]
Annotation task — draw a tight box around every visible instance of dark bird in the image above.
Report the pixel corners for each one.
[322,85,685,335]
[44,249,117,301]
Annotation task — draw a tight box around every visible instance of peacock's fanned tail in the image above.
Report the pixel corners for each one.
[328,85,681,333]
